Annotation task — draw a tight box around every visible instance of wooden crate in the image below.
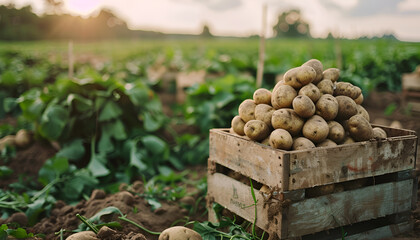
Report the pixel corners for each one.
[207,126,418,240]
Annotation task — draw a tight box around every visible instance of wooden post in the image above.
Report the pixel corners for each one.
[256,4,267,88]
[68,40,74,79]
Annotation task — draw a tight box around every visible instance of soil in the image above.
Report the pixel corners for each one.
[1,90,420,239]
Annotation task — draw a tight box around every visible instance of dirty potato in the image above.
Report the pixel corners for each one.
[317,139,337,147]
[356,104,370,122]
[238,99,256,122]
[315,94,338,121]
[327,121,346,144]
[348,115,374,142]
[322,68,340,82]
[231,116,246,136]
[292,95,316,118]
[271,85,297,109]
[302,59,324,84]
[283,66,317,89]
[253,88,272,105]
[244,120,270,141]
[292,137,315,150]
[341,136,355,145]
[159,226,202,240]
[373,127,387,139]
[255,104,275,128]
[298,83,321,103]
[317,79,334,95]
[302,115,329,143]
[334,82,361,99]
[269,129,293,150]
[336,95,358,120]
[354,93,364,105]
[271,108,304,136]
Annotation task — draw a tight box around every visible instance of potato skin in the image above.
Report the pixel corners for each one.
[238,99,256,122]
[293,95,315,118]
[292,137,315,150]
[255,104,275,128]
[269,129,293,150]
[322,68,340,82]
[327,121,346,144]
[244,120,270,141]
[298,83,321,103]
[317,139,337,147]
[316,94,338,121]
[302,59,323,84]
[356,104,370,122]
[302,115,329,143]
[159,226,202,240]
[373,127,387,139]
[271,108,304,136]
[348,115,374,142]
[336,95,358,120]
[354,93,364,105]
[317,79,334,95]
[271,85,297,109]
[15,129,32,148]
[231,116,246,136]
[283,66,316,89]
[253,88,272,105]
[334,82,361,99]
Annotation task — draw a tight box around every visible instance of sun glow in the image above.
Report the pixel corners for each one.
[64,0,102,16]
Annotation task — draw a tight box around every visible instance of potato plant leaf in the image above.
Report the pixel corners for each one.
[39,103,69,140]
[99,100,122,121]
[56,139,85,161]
[88,153,110,177]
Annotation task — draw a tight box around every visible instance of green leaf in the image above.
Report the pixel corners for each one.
[6,228,33,238]
[39,103,69,140]
[129,140,147,171]
[38,156,69,184]
[106,120,127,140]
[125,83,149,106]
[3,97,17,113]
[141,135,166,154]
[67,94,93,112]
[88,153,110,177]
[146,198,162,211]
[99,100,122,121]
[0,166,13,177]
[56,139,85,161]
[89,207,124,222]
[143,112,162,132]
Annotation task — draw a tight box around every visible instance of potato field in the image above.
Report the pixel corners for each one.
[1,38,420,240]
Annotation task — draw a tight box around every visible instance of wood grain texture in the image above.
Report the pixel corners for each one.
[286,179,414,237]
[341,221,413,240]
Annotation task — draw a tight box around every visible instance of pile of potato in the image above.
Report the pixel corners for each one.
[230,59,387,151]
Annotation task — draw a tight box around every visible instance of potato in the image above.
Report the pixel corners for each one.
[302,59,323,84]
[373,127,387,139]
[341,136,355,145]
[244,120,270,141]
[238,99,256,123]
[159,226,202,240]
[271,108,304,136]
[269,129,293,150]
[273,79,285,93]
[15,129,32,148]
[354,93,364,105]
[334,82,361,99]
[253,88,272,105]
[231,116,246,136]
[298,83,321,103]
[348,115,374,142]
[255,104,275,128]
[0,135,16,151]
[271,85,297,109]
[292,137,315,150]
[66,231,99,240]
[322,68,340,82]
[283,66,316,89]
[317,139,337,147]
[315,94,338,121]
[292,95,315,118]
[302,115,329,143]
[356,104,370,122]
[327,121,346,144]
[390,120,402,129]
[336,95,358,120]
[316,79,334,95]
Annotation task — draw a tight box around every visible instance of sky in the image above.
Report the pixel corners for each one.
[1,0,420,41]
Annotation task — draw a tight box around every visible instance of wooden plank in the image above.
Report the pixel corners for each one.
[209,129,288,190]
[342,221,413,240]
[207,172,283,233]
[286,179,414,237]
[288,135,417,190]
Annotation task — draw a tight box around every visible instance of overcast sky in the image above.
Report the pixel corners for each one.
[1,0,420,41]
